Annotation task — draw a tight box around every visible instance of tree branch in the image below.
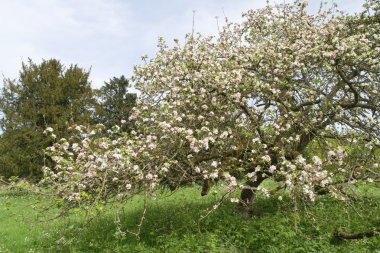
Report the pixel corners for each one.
[291,99,322,112]
[335,228,380,239]
[337,67,359,106]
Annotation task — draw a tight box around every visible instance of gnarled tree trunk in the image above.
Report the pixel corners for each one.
[240,171,266,215]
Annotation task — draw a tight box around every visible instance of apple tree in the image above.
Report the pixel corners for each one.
[43,0,379,217]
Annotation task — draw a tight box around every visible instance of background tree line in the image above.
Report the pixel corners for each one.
[0,58,136,179]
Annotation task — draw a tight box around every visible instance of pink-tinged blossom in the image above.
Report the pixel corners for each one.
[219,131,228,139]
[210,172,219,179]
[336,148,345,159]
[296,155,306,165]
[268,165,276,173]
[261,155,271,163]
[259,187,270,198]
[252,138,260,143]
[148,143,157,150]
[365,142,373,150]
[327,151,336,159]
[312,156,322,166]
[146,173,153,180]
[82,139,89,149]
[247,172,255,178]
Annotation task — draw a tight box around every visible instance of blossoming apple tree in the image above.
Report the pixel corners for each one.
[43,0,379,216]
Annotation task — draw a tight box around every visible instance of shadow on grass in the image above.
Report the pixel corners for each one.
[32,193,294,253]
[0,189,33,198]
[30,189,380,253]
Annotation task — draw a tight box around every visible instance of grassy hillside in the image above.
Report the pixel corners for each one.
[1,182,380,252]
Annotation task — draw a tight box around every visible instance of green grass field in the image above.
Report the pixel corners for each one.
[1,182,380,253]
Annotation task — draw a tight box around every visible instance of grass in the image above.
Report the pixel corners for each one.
[1,182,380,252]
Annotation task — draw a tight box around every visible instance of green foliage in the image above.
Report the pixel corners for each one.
[0,128,48,178]
[95,75,136,130]
[0,59,96,179]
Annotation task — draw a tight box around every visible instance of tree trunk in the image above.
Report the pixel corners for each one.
[240,172,265,215]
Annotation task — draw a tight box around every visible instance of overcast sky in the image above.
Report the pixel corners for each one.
[0,0,365,90]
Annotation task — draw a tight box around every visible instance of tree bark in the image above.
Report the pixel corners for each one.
[240,172,265,215]
[335,228,380,239]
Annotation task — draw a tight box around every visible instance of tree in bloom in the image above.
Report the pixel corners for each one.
[44,0,379,218]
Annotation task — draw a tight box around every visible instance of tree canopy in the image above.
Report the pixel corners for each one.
[95,75,137,131]
[44,0,380,215]
[0,59,96,178]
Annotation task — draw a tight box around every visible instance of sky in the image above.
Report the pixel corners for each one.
[0,0,365,91]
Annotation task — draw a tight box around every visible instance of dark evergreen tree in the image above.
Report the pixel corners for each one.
[96,75,136,130]
[0,59,96,179]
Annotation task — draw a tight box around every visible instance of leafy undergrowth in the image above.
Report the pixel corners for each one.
[1,183,380,253]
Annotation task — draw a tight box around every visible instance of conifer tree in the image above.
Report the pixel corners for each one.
[96,75,136,131]
[0,59,96,178]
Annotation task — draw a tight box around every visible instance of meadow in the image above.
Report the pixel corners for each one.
[1,181,380,253]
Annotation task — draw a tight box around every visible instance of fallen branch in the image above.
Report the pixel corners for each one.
[0,178,10,185]
[335,227,380,239]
